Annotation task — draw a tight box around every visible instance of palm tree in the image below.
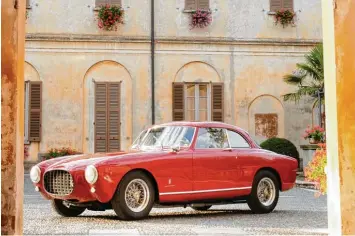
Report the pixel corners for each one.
[282,43,324,103]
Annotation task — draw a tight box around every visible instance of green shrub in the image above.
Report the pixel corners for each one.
[260,137,300,166]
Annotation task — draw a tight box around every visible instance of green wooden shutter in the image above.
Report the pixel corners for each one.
[172,83,185,121]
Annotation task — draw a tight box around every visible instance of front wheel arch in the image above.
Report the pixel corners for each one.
[115,168,160,203]
[254,167,282,191]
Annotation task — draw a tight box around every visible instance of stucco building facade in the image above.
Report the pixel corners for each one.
[24,0,322,162]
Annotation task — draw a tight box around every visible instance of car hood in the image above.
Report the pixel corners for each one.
[38,151,130,171]
[38,149,173,172]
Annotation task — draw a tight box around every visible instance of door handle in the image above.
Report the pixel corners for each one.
[223,148,232,152]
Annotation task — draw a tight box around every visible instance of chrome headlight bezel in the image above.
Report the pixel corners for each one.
[85,165,98,185]
[30,166,41,183]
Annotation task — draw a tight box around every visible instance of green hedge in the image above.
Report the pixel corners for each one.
[260,137,299,166]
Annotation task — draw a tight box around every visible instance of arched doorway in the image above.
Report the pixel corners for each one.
[83,61,132,153]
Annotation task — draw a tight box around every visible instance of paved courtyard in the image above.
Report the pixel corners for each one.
[24,174,328,235]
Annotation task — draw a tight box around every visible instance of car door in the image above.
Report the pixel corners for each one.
[192,127,242,200]
[226,129,256,189]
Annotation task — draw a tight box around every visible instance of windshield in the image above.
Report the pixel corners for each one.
[131,129,148,150]
[131,126,195,151]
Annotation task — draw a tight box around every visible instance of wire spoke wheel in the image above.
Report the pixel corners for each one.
[124,179,150,213]
[257,177,276,207]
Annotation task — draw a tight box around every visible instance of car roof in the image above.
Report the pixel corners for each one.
[150,121,249,135]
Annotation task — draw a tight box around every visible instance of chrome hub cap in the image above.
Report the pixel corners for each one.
[124,179,150,213]
[257,177,276,206]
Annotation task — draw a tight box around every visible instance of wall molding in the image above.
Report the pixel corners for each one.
[26,33,322,46]
[25,48,307,57]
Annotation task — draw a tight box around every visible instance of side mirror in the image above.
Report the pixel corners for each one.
[170,145,181,153]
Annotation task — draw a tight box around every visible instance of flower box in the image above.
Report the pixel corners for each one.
[96,4,124,31]
[189,9,212,29]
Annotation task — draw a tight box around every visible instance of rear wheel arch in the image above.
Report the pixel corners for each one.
[254,167,282,191]
[117,168,160,203]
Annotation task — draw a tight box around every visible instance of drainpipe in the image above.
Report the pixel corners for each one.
[151,0,155,124]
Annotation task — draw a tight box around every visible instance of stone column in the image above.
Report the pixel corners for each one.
[1,0,26,234]
[322,0,355,235]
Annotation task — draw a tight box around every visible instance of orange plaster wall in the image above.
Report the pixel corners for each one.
[334,0,355,234]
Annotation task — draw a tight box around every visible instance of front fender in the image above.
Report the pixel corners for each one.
[90,165,132,203]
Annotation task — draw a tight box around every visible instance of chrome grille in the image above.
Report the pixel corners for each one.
[44,170,74,196]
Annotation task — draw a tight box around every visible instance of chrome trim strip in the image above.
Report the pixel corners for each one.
[159,186,252,196]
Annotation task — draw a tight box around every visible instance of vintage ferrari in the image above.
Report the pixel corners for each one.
[30,122,298,220]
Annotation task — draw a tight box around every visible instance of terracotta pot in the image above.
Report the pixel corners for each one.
[309,138,320,144]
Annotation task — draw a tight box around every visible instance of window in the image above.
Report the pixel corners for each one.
[172,83,224,122]
[227,130,250,148]
[24,81,42,143]
[185,0,210,11]
[270,0,293,12]
[95,0,122,8]
[185,84,210,121]
[195,128,229,149]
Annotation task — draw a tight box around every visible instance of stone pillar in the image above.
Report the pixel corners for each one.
[299,144,318,171]
[322,0,355,235]
[1,0,26,234]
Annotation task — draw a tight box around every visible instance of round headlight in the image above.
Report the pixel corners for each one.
[30,166,41,183]
[85,165,98,184]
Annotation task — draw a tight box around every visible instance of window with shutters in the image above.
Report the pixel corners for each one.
[185,0,210,11]
[94,82,121,153]
[172,82,224,122]
[95,0,122,8]
[24,81,42,143]
[270,0,294,12]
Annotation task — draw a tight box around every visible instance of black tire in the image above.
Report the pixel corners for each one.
[191,205,212,211]
[51,199,86,217]
[111,171,155,220]
[247,170,279,214]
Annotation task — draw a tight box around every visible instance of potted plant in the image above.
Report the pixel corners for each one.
[97,4,124,31]
[303,126,325,144]
[304,143,327,196]
[274,9,296,27]
[43,147,80,160]
[190,9,212,29]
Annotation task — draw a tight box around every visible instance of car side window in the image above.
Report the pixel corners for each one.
[227,130,250,148]
[195,128,229,149]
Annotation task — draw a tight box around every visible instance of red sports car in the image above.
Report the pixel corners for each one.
[30,122,298,220]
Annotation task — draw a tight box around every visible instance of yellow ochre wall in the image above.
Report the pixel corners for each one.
[24,0,322,161]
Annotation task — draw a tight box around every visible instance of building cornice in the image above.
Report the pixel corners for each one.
[26,33,322,46]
